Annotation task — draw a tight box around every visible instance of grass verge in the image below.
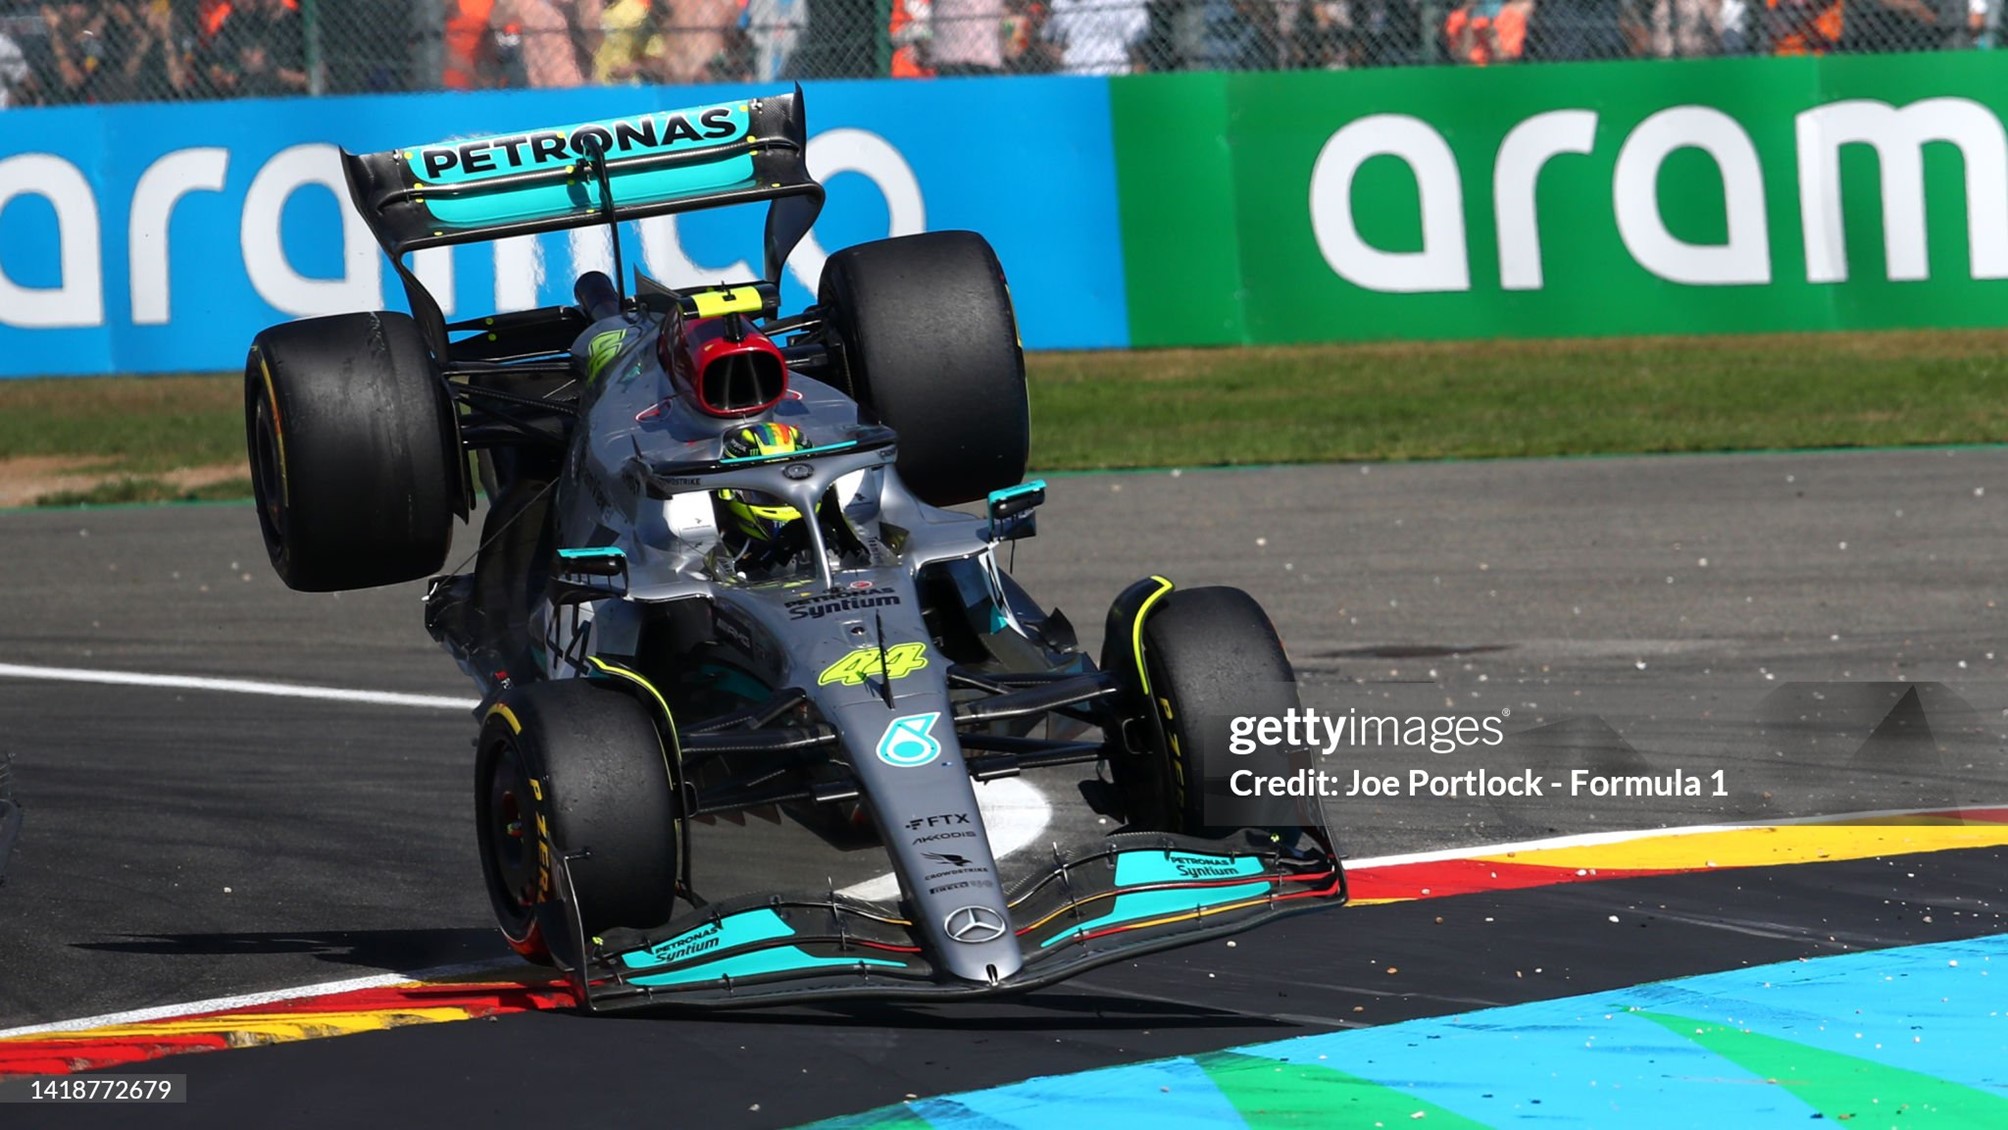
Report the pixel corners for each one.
[1029,329,2008,468]
[3,329,2006,505]
[0,373,244,476]
[33,476,254,508]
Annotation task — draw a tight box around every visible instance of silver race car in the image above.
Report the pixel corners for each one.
[245,89,1344,1010]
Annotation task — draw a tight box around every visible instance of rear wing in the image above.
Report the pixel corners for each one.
[341,88,824,353]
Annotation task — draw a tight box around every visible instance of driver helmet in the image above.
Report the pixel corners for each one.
[715,422,813,551]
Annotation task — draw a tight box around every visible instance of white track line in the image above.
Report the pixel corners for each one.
[0,961,508,1040]
[0,663,478,711]
[0,662,1059,895]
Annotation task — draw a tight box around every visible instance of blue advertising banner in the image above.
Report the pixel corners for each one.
[0,77,1128,377]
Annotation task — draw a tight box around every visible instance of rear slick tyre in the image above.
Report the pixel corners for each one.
[245,310,460,592]
[818,230,1028,507]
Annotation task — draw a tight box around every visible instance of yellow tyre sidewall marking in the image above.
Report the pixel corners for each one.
[256,350,289,507]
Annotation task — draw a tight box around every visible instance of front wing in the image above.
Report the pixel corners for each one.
[563,831,1346,1011]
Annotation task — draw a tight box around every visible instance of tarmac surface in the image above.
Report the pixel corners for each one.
[2,445,2006,1124]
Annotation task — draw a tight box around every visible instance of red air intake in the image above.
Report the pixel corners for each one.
[661,315,787,418]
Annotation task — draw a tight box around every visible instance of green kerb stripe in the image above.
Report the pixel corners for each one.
[1195,1050,1489,1129]
[1640,1011,2008,1125]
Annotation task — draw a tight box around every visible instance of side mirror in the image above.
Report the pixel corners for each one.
[552,546,629,603]
[986,480,1046,543]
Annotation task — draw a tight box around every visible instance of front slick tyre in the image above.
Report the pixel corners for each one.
[1124,587,1300,838]
[475,679,679,969]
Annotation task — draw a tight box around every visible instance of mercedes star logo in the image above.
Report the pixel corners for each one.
[943,905,1008,944]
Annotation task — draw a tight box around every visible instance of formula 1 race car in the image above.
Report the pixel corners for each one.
[245,89,1344,1009]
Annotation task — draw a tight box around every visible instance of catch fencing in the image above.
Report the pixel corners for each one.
[0,0,2000,111]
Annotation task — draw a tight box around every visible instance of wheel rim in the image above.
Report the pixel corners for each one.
[250,396,288,554]
[477,735,541,941]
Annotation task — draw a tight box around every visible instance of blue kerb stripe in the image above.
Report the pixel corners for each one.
[1587,932,2008,1091]
[802,933,2008,1129]
[1236,1006,1812,1126]
[949,1056,1244,1130]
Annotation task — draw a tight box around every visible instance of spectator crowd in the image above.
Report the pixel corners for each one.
[1431,0,1992,65]
[0,1,308,108]
[0,0,1999,110]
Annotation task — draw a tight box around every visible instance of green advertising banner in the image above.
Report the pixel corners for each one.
[1112,54,2008,347]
